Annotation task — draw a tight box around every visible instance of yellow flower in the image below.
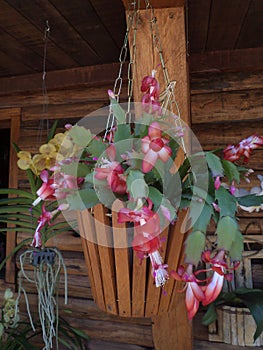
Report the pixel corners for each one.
[32,143,57,172]
[17,151,32,170]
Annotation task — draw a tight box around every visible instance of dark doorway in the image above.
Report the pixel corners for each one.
[0,129,10,278]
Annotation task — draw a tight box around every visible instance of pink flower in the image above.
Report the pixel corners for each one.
[230,181,236,195]
[141,73,160,98]
[214,175,221,190]
[171,265,205,320]
[202,268,224,306]
[223,145,239,162]
[141,122,172,173]
[202,250,238,306]
[33,170,56,206]
[95,145,127,194]
[223,134,263,163]
[31,205,53,248]
[149,250,169,287]
[118,204,161,238]
[32,230,42,248]
[141,71,161,114]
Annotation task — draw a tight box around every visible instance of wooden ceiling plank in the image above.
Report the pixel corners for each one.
[90,0,126,49]
[49,0,121,62]
[6,0,101,66]
[1,1,78,70]
[0,28,45,72]
[0,49,33,76]
[188,0,211,53]
[0,62,127,96]
[236,0,263,49]
[189,47,263,73]
[206,0,250,51]
[121,0,185,9]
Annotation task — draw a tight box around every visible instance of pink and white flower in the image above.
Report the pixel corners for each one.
[141,122,172,173]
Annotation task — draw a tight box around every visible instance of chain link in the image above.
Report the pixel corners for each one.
[105,0,187,155]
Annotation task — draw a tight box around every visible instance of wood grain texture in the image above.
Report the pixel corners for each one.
[112,200,132,317]
[121,0,185,9]
[128,5,192,349]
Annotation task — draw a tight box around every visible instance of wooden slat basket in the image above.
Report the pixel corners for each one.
[77,200,185,318]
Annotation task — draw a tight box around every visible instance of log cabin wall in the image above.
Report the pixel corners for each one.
[0,64,262,348]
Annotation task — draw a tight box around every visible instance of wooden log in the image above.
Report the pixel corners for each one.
[191,89,263,124]
[22,102,106,121]
[0,85,128,109]
[190,70,263,95]
[17,231,83,252]
[189,48,263,73]
[128,4,192,349]
[192,120,263,146]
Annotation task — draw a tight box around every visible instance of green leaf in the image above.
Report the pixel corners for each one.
[67,188,99,210]
[0,188,35,199]
[114,124,132,142]
[148,186,163,208]
[216,216,238,251]
[229,230,243,260]
[237,194,263,207]
[193,203,213,233]
[222,159,240,183]
[86,138,107,158]
[185,230,206,265]
[216,186,237,217]
[110,98,126,124]
[61,162,91,177]
[202,303,218,326]
[69,125,93,147]
[206,152,224,177]
[47,120,58,142]
[126,170,148,200]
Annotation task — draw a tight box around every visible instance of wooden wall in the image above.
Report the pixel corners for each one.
[0,64,262,349]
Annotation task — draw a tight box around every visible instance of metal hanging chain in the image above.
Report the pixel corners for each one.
[104,1,139,140]
[144,1,187,155]
[105,0,187,155]
[38,20,50,143]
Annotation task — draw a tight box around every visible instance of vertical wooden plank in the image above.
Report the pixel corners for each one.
[111,199,131,317]
[79,209,106,311]
[132,248,147,317]
[6,111,20,283]
[128,4,192,349]
[144,226,169,317]
[94,204,118,315]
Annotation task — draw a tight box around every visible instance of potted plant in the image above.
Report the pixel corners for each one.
[7,71,262,326]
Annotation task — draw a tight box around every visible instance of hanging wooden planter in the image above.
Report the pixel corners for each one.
[77,200,185,318]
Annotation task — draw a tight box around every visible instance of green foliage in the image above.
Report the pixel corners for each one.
[215,186,237,217]
[205,152,224,177]
[185,230,206,265]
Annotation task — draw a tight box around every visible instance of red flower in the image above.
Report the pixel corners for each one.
[141,122,172,173]
[223,134,263,163]
[95,145,127,194]
[171,265,205,320]
[33,170,56,206]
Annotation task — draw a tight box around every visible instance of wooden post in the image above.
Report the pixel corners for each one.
[123,3,192,349]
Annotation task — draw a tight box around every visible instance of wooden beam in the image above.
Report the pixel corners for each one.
[128,5,192,350]
[189,47,263,73]
[121,0,185,9]
[0,62,127,96]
